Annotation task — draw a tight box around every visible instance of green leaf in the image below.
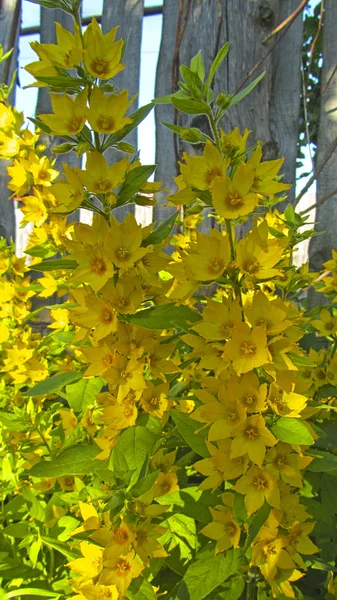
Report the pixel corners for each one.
[205,42,229,89]
[156,486,217,523]
[179,65,203,95]
[317,384,337,398]
[173,550,240,600]
[22,486,46,522]
[28,116,52,134]
[307,449,337,473]
[41,535,80,560]
[129,470,160,498]
[3,523,31,538]
[25,244,57,259]
[35,75,86,88]
[171,96,210,115]
[0,413,28,432]
[22,371,82,397]
[229,72,265,108]
[241,502,271,556]
[117,165,156,205]
[29,444,100,478]
[6,590,60,599]
[142,211,179,247]
[29,258,77,272]
[125,577,156,600]
[110,426,159,487]
[219,576,245,600]
[163,514,197,561]
[66,378,104,412]
[170,412,210,458]
[287,352,316,367]
[270,417,314,445]
[190,50,205,82]
[126,304,201,331]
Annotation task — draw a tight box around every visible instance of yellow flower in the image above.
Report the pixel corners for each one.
[83,18,124,80]
[68,541,103,580]
[195,440,248,490]
[88,85,134,133]
[72,292,117,341]
[99,395,138,430]
[153,472,179,497]
[104,354,146,401]
[20,190,48,227]
[50,163,84,214]
[29,153,59,187]
[236,221,285,280]
[220,127,251,162]
[101,551,143,593]
[0,102,15,128]
[233,465,280,515]
[82,342,117,377]
[7,157,32,196]
[192,297,242,340]
[224,322,271,375]
[105,275,144,314]
[108,214,149,270]
[134,520,168,566]
[179,141,229,190]
[201,505,240,553]
[140,382,170,419]
[30,22,82,68]
[230,415,277,466]
[48,308,69,330]
[247,143,291,198]
[75,583,118,600]
[0,130,19,158]
[245,290,291,335]
[80,151,128,195]
[228,372,267,413]
[39,88,88,136]
[267,383,307,418]
[0,322,9,344]
[70,246,115,292]
[180,228,230,282]
[252,529,295,583]
[265,442,312,487]
[212,163,258,219]
[312,308,337,336]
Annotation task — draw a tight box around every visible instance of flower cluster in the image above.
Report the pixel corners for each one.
[1,5,337,600]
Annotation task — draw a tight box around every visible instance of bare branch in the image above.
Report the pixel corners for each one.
[300,186,337,216]
[262,0,309,45]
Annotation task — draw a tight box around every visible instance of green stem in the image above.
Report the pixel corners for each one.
[225,218,236,262]
[246,579,257,600]
[48,546,55,582]
[208,113,221,150]
[94,131,101,152]
[36,427,53,458]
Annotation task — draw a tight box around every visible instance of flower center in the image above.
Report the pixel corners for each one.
[253,475,268,491]
[240,341,256,356]
[115,247,130,260]
[244,426,260,440]
[227,191,243,207]
[100,307,114,324]
[115,558,132,576]
[243,259,260,275]
[114,528,129,544]
[91,257,107,274]
[67,117,84,133]
[97,115,116,131]
[95,178,112,193]
[103,352,115,367]
[91,58,110,76]
[208,258,225,275]
[244,393,257,406]
[205,167,222,186]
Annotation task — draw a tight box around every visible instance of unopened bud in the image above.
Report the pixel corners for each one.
[76,141,91,157]
[117,142,135,154]
[51,142,75,155]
